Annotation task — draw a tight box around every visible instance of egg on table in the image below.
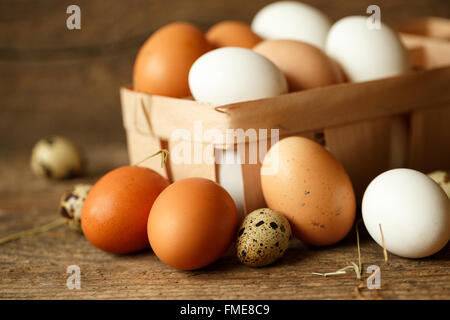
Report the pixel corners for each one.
[260,136,356,246]
[206,20,262,49]
[253,39,344,91]
[133,21,211,97]
[236,208,292,267]
[148,177,238,270]
[30,136,83,180]
[189,47,288,105]
[81,166,169,254]
[362,168,450,258]
[60,183,92,232]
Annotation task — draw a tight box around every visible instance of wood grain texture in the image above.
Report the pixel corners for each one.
[0,148,449,300]
[1,0,449,300]
[121,67,450,144]
[409,105,450,172]
[1,0,450,157]
[324,117,392,202]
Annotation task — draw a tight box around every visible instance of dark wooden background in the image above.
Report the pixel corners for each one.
[0,0,449,300]
[1,0,450,158]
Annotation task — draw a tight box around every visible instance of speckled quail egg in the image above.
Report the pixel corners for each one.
[59,184,92,232]
[30,136,83,180]
[236,208,292,267]
[428,170,450,198]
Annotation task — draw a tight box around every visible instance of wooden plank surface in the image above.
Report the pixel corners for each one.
[1,0,449,300]
[0,147,449,300]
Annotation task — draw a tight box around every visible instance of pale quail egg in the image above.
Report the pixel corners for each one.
[60,184,92,232]
[30,136,83,180]
[428,170,450,198]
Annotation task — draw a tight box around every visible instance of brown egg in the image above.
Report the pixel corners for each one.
[253,40,343,92]
[148,178,238,270]
[81,166,169,254]
[331,58,348,83]
[133,22,211,97]
[206,21,262,49]
[260,137,356,246]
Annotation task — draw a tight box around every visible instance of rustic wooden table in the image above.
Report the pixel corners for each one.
[1,0,449,300]
[0,147,449,300]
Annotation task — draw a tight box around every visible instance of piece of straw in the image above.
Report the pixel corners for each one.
[357,223,389,299]
[380,224,388,264]
[0,218,65,245]
[366,224,388,285]
[312,220,362,279]
[133,149,169,168]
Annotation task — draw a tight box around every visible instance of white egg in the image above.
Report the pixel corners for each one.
[326,16,410,82]
[362,168,450,258]
[216,149,245,221]
[189,47,287,105]
[251,1,331,50]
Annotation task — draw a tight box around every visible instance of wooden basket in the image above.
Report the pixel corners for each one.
[120,18,450,217]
